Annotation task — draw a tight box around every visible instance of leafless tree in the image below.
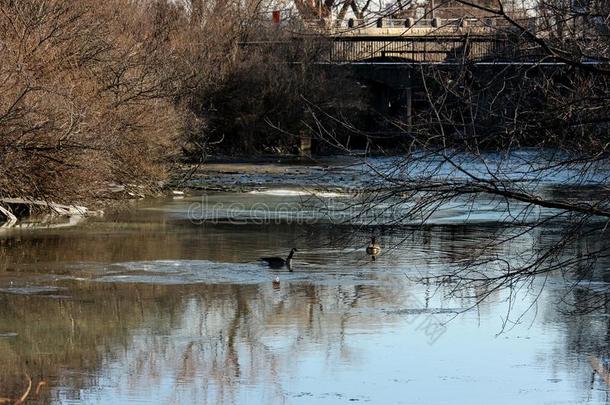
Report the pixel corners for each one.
[0,0,286,219]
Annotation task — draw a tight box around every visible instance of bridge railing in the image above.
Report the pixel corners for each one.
[327,35,545,63]
[239,35,548,64]
[337,17,503,29]
[242,19,610,64]
[300,15,536,33]
[265,15,608,64]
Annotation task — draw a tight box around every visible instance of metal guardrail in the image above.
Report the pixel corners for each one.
[328,35,545,63]
[262,16,608,64]
[240,35,546,64]
[341,17,500,29]
[301,16,534,31]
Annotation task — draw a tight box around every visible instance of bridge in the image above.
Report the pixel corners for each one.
[330,15,555,64]
[266,0,609,67]
[326,21,532,64]
[279,0,544,64]
[247,1,607,142]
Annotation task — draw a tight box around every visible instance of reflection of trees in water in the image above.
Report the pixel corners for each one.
[0,278,408,404]
[0,220,516,402]
[538,284,610,400]
[4,213,608,401]
[0,283,185,402]
[535,216,610,308]
[526,217,610,399]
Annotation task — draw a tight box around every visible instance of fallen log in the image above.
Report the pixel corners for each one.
[0,373,31,405]
[0,205,17,228]
[0,375,46,405]
[0,198,89,217]
[0,198,100,228]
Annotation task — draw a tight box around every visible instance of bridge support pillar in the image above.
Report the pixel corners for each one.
[400,70,413,136]
[299,131,312,157]
[406,86,413,135]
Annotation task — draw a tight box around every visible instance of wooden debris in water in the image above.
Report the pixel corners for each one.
[0,373,46,405]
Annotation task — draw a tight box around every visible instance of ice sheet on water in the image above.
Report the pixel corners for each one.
[248,189,310,196]
[382,307,467,315]
[364,151,610,186]
[0,285,66,295]
[65,259,393,286]
[248,189,348,198]
[574,280,610,293]
[95,260,271,285]
[170,190,547,225]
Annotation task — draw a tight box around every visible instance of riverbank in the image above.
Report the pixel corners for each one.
[3,149,605,229]
[0,154,380,229]
[0,182,167,229]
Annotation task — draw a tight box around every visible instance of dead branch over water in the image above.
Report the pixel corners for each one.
[307,0,610,314]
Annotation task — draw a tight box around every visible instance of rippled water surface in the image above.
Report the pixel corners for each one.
[0,181,609,404]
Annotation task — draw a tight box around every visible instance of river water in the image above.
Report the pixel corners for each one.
[0,159,610,404]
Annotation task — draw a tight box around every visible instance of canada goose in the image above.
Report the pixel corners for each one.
[260,248,297,271]
[366,236,381,260]
[272,276,281,286]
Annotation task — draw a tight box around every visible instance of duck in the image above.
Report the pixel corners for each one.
[260,248,297,271]
[272,276,281,286]
[366,236,381,260]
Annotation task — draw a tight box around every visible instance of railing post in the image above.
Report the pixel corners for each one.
[423,40,427,62]
[406,82,413,135]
